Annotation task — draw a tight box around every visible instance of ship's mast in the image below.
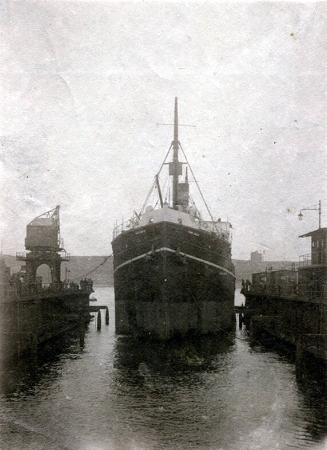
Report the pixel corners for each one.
[171,97,182,209]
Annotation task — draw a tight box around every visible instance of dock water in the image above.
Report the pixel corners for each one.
[244,290,327,368]
[0,286,326,450]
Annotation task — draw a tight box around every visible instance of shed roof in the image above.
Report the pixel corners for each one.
[299,227,327,238]
[28,217,55,226]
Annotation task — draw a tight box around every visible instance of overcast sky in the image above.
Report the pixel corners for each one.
[1,0,326,260]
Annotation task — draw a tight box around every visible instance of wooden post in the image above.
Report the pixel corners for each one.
[296,335,305,378]
[97,310,101,330]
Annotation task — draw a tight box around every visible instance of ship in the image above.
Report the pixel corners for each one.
[112,98,235,340]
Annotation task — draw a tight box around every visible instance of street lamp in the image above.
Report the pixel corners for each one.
[298,200,322,229]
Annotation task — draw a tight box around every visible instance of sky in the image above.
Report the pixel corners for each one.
[0,0,326,259]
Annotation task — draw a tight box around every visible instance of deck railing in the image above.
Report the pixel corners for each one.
[10,280,91,300]
[113,218,140,239]
[299,253,311,267]
[112,215,231,241]
[16,250,70,261]
[248,284,326,300]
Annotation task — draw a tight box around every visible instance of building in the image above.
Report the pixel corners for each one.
[298,227,327,298]
[250,251,263,263]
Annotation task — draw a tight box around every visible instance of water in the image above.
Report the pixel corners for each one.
[0,287,326,450]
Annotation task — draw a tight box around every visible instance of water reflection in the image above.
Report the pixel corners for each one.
[247,330,327,446]
[0,326,87,397]
[296,355,327,444]
[113,333,235,373]
[0,286,326,450]
[109,334,237,449]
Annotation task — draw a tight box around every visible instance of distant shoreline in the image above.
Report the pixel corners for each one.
[2,254,297,285]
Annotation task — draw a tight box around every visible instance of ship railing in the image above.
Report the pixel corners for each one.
[299,253,311,267]
[16,252,27,260]
[211,229,231,242]
[200,220,232,241]
[112,216,232,241]
[113,218,141,239]
[249,284,326,300]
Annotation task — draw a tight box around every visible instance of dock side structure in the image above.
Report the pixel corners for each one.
[243,227,327,365]
[0,206,93,361]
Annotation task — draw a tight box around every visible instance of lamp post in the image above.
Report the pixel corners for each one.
[65,267,71,281]
[298,200,321,229]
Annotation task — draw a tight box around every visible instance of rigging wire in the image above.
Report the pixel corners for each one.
[158,143,173,176]
[139,178,156,215]
[179,143,219,233]
[139,143,173,215]
[133,124,226,238]
[160,174,170,203]
[70,254,112,281]
[154,173,168,207]
[188,193,202,218]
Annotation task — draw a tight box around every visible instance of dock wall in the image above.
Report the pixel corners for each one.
[0,293,90,361]
[244,292,327,363]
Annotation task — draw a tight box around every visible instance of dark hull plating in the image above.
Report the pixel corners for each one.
[112,221,235,339]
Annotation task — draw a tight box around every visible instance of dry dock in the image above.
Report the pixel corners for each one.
[0,281,91,360]
[0,206,93,361]
[243,226,327,366]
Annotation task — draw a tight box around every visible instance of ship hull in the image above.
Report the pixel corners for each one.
[112,221,235,340]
